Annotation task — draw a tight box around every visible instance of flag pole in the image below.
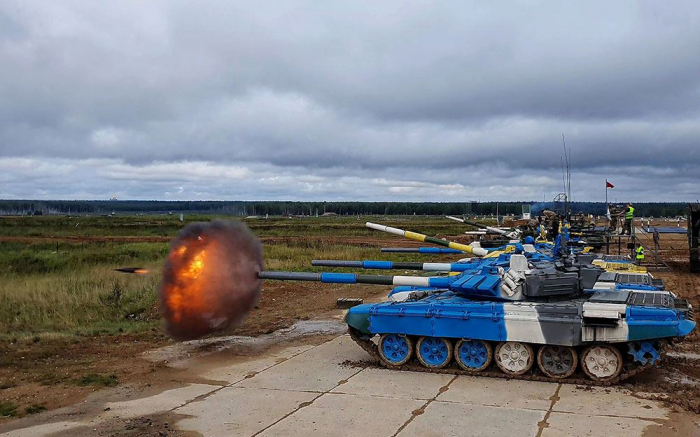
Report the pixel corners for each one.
[605,179,608,206]
[605,179,610,226]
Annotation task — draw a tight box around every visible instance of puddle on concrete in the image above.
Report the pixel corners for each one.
[143,319,346,365]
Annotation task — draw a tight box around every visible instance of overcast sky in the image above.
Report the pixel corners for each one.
[1,1,699,202]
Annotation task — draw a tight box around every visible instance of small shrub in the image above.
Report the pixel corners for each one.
[0,401,18,417]
[100,282,124,309]
[77,373,118,387]
[25,404,47,415]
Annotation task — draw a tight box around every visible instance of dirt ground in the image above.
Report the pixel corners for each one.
[1,229,698,429]
[626,258,700,415]
[0,278,385,424]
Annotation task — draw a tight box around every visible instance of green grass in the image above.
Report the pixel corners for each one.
[76,373,118,387]
[0,242,170,275]
[24,404,47,415]
[0,401,18,417]
[0,267,160,334]
[0,215,472,336]
[0,215,485,238]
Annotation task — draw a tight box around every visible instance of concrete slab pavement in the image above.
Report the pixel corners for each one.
[542,412,652,437]
[398,402,546,437]
[176,387,318,436]
[234,336,367,393]
[259,392,424,437]
[199,345,315,384]
[436,375,557,411]
[552,385,666,419]
[330,368,454,400]
[3,333,697,437]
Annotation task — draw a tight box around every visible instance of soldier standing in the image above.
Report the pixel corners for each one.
[653,227,660,259]
[551,215,560,240]
[621,203,635,235]
[635,243,645,264]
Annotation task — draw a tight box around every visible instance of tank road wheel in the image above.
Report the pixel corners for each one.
[537,345,578,379]
[454,339,492,372]
[378,334,413,366]
[416,337,453,369]
[581,345,623,382]
[495,342,534,376]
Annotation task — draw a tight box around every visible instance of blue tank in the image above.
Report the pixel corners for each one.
[258,222,695,383]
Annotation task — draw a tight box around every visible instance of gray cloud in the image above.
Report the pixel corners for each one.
[1,1,700,201]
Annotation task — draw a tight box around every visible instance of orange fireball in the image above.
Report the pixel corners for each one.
[159,220,263,341]
[162,239,211,324]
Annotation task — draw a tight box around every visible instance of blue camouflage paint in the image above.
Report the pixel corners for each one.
[347,293,507,341]
[626,306,684,340]
[678,319,696,337]
[616,284,658,291]
[426,277,453,288]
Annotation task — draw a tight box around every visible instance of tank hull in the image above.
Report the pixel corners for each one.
[346,291,694,346]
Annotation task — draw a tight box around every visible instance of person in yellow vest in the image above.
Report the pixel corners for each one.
[622,203,635,235]
[635,243,645,263]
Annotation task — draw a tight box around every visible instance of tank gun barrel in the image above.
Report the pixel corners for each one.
[446,215,467,223]
[311,259,473,272]
[380,247,465,254]
[366,222,488,257]
[446,216,520,239]
[259,268,521,301]
[258,271,451,287]
[447,215,490,230]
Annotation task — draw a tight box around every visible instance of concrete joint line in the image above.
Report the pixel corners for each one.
[393,375,459,437]
[546,410,665,423]
[169,385,227,413]
[536,383,562,437]
[432,398,553,412]
[250,367,366,437]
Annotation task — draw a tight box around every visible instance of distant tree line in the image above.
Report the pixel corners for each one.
[0,200,691,217]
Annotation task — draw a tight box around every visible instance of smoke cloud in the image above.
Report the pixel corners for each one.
[159,220,263,340]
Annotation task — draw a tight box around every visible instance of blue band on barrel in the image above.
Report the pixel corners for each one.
[321,273,357,284]
[363,261,393,269]
[418,248,463,254]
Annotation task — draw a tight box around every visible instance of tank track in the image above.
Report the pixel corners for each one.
[349,328,657,387]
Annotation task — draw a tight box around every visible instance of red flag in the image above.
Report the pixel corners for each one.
[606,181,614,189]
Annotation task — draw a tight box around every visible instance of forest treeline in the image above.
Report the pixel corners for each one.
[0,200,692,217]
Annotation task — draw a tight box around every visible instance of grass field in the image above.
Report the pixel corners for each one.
[0,215,471,336]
